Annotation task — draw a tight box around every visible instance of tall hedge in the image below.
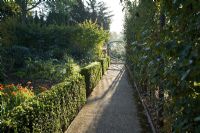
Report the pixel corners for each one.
[0,74,86,133]
[123,0,200,132]
[81,62,102,97]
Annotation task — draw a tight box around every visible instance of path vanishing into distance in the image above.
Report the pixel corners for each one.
[66,64,142,133]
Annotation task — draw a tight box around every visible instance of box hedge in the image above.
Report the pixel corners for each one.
[106,56,111,67]
[98,57,109,75]
[0,60,110,132]
[0,74,86,133]
[81,62,102,97]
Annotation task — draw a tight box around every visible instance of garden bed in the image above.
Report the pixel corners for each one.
[0,57,110,132]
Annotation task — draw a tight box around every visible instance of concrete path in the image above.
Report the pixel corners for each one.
[66,64,141,133]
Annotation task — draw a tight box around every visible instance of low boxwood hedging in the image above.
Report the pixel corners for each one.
[81,62,102,97]
[106,56,110,67]
[98,57,109,75]
[0,74,86,133]
[0,59,110,132]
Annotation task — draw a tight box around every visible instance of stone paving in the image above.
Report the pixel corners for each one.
[66,64,141,133]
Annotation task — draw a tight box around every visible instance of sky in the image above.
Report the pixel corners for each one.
[101,0,125,34]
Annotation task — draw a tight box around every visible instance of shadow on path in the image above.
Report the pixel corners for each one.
[87,65,125,105]
[66,64,141,133]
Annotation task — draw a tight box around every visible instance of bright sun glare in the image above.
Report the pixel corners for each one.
[101,0,125,34]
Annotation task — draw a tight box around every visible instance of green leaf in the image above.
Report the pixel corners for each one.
[181,69,191,81]
[194,116,200,122]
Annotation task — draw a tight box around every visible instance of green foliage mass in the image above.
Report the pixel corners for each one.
[25,58,80,83]
[71,20,109,58]
[0,18,109,59]
[0,0,111,131]
[0,19,109,82]
[0,0,112,30]
[106,56,110,67]
[0,84,35,117]
[81,62,102,97]
[0,74,86,133]
[98,57,109,75]
[123,0,200,132]
[0,57,110,132]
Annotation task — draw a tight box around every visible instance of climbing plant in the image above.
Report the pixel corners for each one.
[123,0,200,132]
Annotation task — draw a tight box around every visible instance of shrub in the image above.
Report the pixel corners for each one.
[25,57,80,83]
[0,47,4,82]
[4,45,32,69]
[81,62,102,96]
[106,56,111,67]
[0,45,32,76]
[0,18,109,61]
[70,20,109,59]
[0,83,34,117]
[98,57,109,75]
[0,74,86,133]
[0,18,18,46]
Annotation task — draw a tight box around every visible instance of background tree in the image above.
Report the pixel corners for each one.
[86,0,98,22]
[96,1,112,30]
[0,0,19,21]
[45,0,112,29]
[45,0,77,25]
[15,0,44,23]
[70,0,89,23]
[86,0,112,30]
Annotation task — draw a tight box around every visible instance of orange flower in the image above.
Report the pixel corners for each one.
[5,84,15,88]
[0,84,4,91]
[11,91,17,96]
[18,86,23,90]
[27,92,34,96]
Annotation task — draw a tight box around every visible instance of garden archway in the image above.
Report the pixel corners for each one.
[107,40,125,64]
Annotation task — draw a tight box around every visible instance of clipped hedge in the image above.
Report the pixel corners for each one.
[0,74,86,133]
[81,62,102,97]
[106,56,111,67]
[98,57,109,75]
[0,60,109,132]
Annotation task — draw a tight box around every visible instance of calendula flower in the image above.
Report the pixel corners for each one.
[0,85,3,90]
[18,86,23,90]
[5,84,15,88]
[11,91,17,96]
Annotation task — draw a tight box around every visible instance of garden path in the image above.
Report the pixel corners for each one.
[66,64,141,133]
